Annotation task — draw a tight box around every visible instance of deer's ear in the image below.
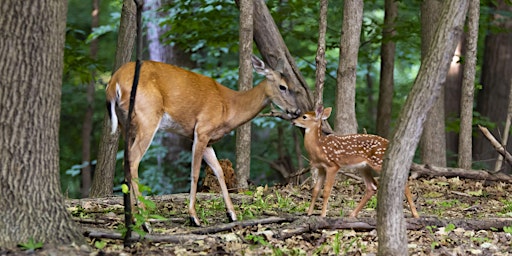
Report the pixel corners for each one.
[315,105,324,119]
[322,107,332,120]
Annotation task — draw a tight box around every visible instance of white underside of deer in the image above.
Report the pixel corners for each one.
[293,106,419,218]
[106,55,301,227]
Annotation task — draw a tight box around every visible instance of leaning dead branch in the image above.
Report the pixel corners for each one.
[478,125,512,168]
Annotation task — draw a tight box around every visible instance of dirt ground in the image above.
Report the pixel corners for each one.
[6,174,512,255]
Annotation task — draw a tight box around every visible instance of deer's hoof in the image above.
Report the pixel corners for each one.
[189,216,201,227]
[226,211,237,223]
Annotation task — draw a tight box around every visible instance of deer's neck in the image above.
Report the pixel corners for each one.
[223,81,270,128]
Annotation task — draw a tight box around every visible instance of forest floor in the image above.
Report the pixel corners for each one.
[13,172,512,255]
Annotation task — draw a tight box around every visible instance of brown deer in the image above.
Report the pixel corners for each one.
[106,55,301,226]
[292,106,419,218]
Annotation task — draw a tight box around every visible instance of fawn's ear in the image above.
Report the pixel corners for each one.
[321,107,332,120]
[315,105,324,120]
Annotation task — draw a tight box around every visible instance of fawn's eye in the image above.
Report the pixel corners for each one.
[302,115,307,119]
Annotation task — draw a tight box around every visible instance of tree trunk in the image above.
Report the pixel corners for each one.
[0,0,84,248]
[376,0,397,139]
[419,0,447,167]
[445,39,464,164]
[334,0,363,135]
[474,0,512,171]
[458,0,480,169]
[81,0,100,198]
[235,0,254,191]
[90,0,137,197]
[314,0,328,107]
[252,0,313,114]
[377,0,468,254]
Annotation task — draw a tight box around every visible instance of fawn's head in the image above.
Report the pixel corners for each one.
[292,105,331,132]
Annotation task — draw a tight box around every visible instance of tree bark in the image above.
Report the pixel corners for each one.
[445,39,464,164]
[334,0,363,135]
[474,0,512,171]
[252,0,313,114]
[377,1,468,255]
[376,0,397,139]
[419,0,447,167]
[235,0,254,191]
[458,0,480,169]
[0,0,84,248]
[314,0,328,108]
[81,0,100,198]
[90,0,137,197]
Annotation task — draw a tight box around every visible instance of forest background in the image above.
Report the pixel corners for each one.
[62,0,510,199]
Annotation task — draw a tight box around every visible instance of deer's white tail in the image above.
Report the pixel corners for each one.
[107,83,121,134]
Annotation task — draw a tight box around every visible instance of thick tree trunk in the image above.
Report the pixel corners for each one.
[90,0,137,197]
[458,0,480,169]
[377,1,468,255]
[376,0,397,139]
[0,0,84,248]
[420,0,447,167]
[252,0,313,114]
[235,0,254,191]
[334,0,363,135]
[474,0,512,171]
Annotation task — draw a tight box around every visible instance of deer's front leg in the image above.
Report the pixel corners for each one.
[188,131,209,227]
[203,147,237,223]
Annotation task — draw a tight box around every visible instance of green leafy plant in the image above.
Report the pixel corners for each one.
[332,231,342,255]
[18,237,43,251]
[94,240,107,250]
[445,223,456,233]
[503,225,512,235]
[245,234,269,246]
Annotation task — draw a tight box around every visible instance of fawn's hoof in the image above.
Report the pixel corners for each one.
[142,221,152,233]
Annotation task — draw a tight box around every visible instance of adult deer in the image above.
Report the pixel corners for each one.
[292,106,419,218]
[106,55,301,226]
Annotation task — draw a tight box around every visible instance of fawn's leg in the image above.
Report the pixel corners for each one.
[349,166,377,218]
[308,167,326,216]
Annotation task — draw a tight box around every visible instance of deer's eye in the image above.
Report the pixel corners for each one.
[279,85,287,91]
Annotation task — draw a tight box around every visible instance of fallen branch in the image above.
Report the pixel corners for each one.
[410,163,512,183]
[84,216,512,243]
[191,216,296,235]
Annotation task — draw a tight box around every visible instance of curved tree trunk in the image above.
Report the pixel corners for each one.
[377,0,468,254]
[334,0,363,135]
[0,0,84,247]
[252,0,313,114]
[90,0,137,197]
